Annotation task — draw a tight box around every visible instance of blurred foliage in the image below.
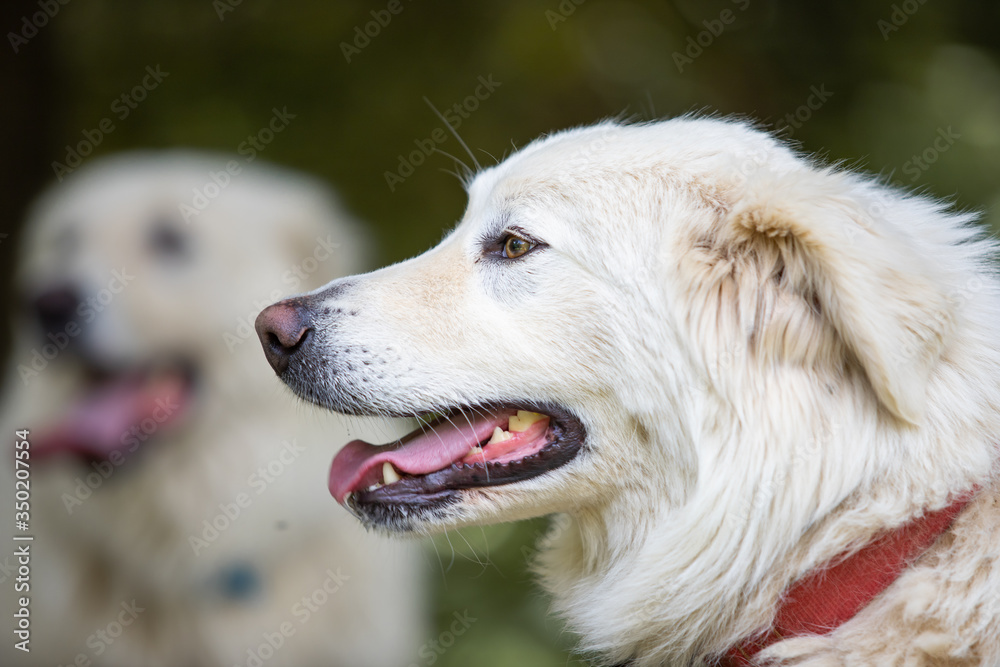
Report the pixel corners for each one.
[2,1,999,665]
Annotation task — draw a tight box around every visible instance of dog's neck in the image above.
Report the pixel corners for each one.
[722,488,976,665]
[542,478,981,666]
[536,386,996,666]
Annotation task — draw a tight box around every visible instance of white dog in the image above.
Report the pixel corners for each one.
[256,118,1000,666]
[0,153,424,667]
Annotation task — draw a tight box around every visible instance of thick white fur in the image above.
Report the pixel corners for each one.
[0,153,425,666]
[296,118,1000,666]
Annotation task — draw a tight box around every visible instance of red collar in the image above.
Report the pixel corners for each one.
[722,489,977,666]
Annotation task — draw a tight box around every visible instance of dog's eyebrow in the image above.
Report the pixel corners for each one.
[475,209,515,247]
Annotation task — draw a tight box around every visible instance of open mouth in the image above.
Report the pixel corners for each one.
[32,360,197,464]
[328,403,585,524]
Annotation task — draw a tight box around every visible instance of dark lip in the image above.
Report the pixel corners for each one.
[344,401,586,530]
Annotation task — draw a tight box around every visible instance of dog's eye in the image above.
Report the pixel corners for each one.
[503,235,533,259]
[149,220,189,259]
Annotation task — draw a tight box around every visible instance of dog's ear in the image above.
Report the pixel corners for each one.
[725,167,954,425]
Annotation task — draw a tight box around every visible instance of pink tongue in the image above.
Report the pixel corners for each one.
[33,373,189,461]
[328,409,516,503]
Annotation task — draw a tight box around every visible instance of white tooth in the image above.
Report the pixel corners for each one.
[382,461,401,484]
[467,446,483,458]
[487,426,512,444]
[509,410,546,432]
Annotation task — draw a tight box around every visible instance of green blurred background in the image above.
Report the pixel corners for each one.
[2,1,999,665]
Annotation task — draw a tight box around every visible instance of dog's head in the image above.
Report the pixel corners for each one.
[13,151,366,465]
[257,119,966,534]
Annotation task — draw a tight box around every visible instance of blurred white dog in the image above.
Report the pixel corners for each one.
[0,153,425,666]
[258,119,1000,666]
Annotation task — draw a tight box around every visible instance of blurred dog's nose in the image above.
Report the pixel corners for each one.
[255,301,312,375]
[34,285,81,334]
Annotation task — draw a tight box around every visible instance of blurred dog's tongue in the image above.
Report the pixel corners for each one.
[328,409,515,503]
[33,372,189,461]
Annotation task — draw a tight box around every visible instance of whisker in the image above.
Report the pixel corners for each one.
[459,405,493,483]
[428,531,447,583]
[423,96,481,172]
[437,167,467,185]
[455,528,489,575]
[477,524,493,572]
[432,146,473,181]
[478,148,500,166]
[441,529,457,573]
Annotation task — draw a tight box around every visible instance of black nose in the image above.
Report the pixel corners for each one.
[255,300,312,376]
[34,285,81,334]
